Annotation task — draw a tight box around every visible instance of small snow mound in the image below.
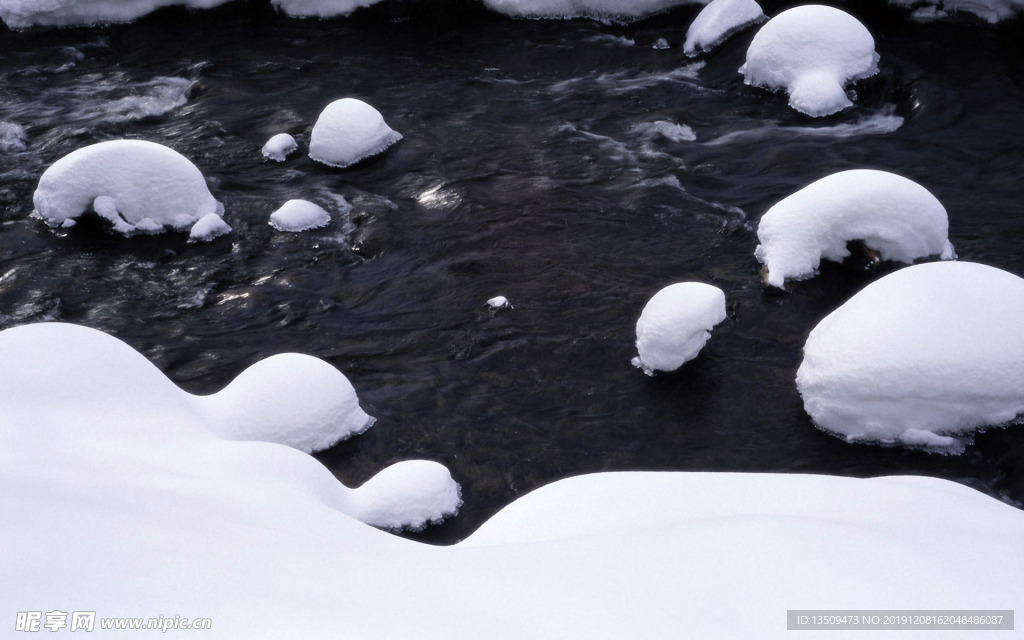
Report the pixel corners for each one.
[755,169,954,288]
[32,139,221,236]
[797,261,1024,450]
[487,295,512,310]
[200,352,375,454]
[349,460,463,531]
[261,133,298,162]
[271,0,386,17]
[684,0,766,57]
[739,5,879,117]
[0,121,27,153]
[188,212,231,243]
[269,199,331,232]
[309,98,402,169]
[632,282,726,375]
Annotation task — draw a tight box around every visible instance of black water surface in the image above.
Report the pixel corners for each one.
[2,2,1023,543]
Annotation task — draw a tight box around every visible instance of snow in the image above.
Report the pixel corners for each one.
[739,5,879,117]
[480,0,700,20]
[188,212,232,242]
[1,321,1021,638]
[797,261,1024,451]
[261,133,298,162]
[0,0,231,29]
[309,98,402,169]
[32,139,226,239]
[200,352,375,453]
[0,121,27,153]
[269,199,332,232]
[487,295,512,309]
[632,282,726,375]
[272,0,387,17]
[684,0,766,57]
[755,169,955,288]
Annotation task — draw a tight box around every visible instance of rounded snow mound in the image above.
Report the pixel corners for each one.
[348,460,464,531]
[755,169,955,288]
[632,282,727,375]
[32,139,225,238]
[684,0,766,57]
[797,261,1024,451]
[739,5,879,117]
[269,199,331,232]
[309,98,402,169]
[261,133,298,162]
[200,353,375,454]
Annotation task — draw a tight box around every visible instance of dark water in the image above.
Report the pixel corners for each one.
[2,1,1024,543]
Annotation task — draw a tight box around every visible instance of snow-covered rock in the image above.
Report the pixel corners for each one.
[269,199,332,232]
[32,139,225,238]
[0,0,231,29]
[261,133,298,162]
[272,0,387,17]
[188,211,232,242]
[1,318,1021,640]
[480,0,700,20]
[797,261,1024,451]
[309,98,402,169]
[0,121,27,153]
[755,169,955,288]
[200,352,375,453]
[632,282,726,375]
[487,295,512,310]
[739,5,879,117]
[347,460,463,531]
[684,0,766,57]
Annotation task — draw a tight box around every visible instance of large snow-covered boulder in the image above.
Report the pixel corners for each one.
[797,261,1024,451]
[32,139,226,239]
[309,98,402,169]
[632,282,727,375]
[755,169,955,288]
[200,352,375,454]
[684,0,766,57]
[739,5,879,117]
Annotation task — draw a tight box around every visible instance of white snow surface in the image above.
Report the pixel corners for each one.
[481,0,703,19]
[739,5,879,117]
[188,212,232,243]
[0,0,230,28]
[272,0,387,17]
[309,98,402,169]
[261,133,298,162]
[487,295,512,309]
[632,282,726,375]
[269,199,331,232]
[201,352,375,453]
[755,169,954,288]
[1,323,1021,638]
[797,261,1024,450]
[32,139,224,237]
[684,0,766,56]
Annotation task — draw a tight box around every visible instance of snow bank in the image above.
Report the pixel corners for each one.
[684,0,766,57]
[200,352,375,453]
[480,0,700,20]
[1,321,1021,638]
[269,199,332,232]
[632,282,726,375]
[32,139,226,239]
[755,169,954,288]
[309,98,402,169]
[797,261,1024,450]
[261,133,298,162]
[0,0,230,29]
[739,5,879,117]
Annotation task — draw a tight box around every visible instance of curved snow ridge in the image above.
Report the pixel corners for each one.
[0,322,459,531]
[684,0,766,57]
[32,139,229,240]
[740,5,879,117]
[797,261,1024,451]
[755,169,954,288]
